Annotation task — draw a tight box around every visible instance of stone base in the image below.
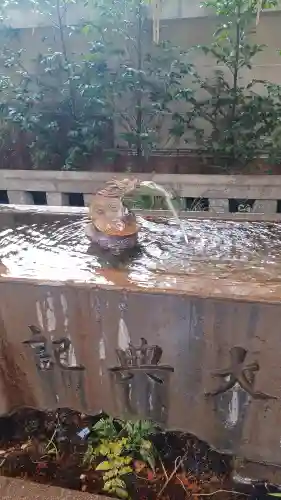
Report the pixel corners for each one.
[233,458,281,487]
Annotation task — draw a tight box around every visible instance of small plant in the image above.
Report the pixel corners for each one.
[0,0,113,170]
[84,417,158,499]
[94,437,133,498]
[173,0,281,170]
[85,0,196,156]
[0,0,196,166]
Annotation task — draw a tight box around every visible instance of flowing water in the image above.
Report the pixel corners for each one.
[139,180,189,244]
[1,215,281,300]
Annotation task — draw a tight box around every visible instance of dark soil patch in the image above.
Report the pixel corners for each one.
[0,407,274,500]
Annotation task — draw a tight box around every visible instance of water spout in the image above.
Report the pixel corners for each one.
[86,177,188,253]
[139,180,189,244]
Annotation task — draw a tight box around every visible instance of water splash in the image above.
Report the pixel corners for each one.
[139,180,189,245]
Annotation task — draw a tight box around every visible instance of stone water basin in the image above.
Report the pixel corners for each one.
[1,206,281,483]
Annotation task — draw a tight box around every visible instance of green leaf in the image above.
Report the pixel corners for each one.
[141,439,152,450]
[118,466,133,476]
[114,487,129,499]
[103,469,116,480]
[93,418,117,439]
[140,449,155,471]
[96,460,114,471]
[103,481,113,492]
[108,478,126,489]
[81,24,92,35]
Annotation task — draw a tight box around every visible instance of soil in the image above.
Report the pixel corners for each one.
[0,408,276,500]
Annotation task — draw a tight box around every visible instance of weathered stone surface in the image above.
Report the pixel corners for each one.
[0,278,281,469]
[0,206,281,483]
[46,192,68,206]
[2,171,281,209]
[209,198,229,213]
[253,200,278,214]
[7,191,33,205]
[0,476,111,500]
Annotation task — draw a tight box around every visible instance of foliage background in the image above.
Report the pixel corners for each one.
[0,0,281,170]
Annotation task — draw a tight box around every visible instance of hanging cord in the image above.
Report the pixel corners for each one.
[256,0,262,25]
[151,0,161,44]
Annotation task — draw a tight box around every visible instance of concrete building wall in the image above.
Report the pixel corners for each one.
[2,0,281,27]
[2,0,209,28]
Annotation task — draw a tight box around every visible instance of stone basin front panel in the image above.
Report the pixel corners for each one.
[0,279,280,469]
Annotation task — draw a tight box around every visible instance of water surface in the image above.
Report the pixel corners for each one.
[0,216,281,298]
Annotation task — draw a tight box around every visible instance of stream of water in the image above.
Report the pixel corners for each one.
[139,181,189,244]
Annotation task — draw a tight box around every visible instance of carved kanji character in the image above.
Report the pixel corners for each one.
[206,346,277,400]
